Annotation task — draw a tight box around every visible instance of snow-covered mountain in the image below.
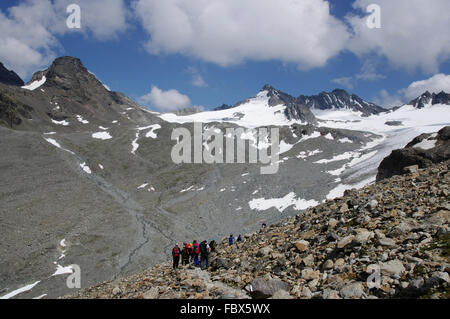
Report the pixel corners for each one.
[408,91,450,109]
[160,86,316,128]
[161,86,388,128]
[298,89,386,117]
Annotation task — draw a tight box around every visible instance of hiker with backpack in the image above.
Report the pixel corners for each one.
[181,242,190,266]
[229,234,235,245]
[188,243,194,263]
[199,240,210,270]
[192,240,200,267]
[209,238,216,253]
[172,243,181,270]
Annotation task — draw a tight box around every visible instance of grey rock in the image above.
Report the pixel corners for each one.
[143,287,159,299]
[380,260,405,277]
[249,278,290,299]
[339,282,365,299]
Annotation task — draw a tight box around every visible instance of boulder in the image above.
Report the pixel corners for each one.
[294,240,309,253]
[339,282,365,299]
[249,278,290,299]
[301,268,321,281]
[337,235,354,249]
[143,287,159,299]
[380,260,405,277]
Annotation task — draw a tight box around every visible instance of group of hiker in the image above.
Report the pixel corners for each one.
[171,234,243,270]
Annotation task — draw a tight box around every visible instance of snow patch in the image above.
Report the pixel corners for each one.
[52,265,74,276]
[52,119,69,126]
[338,137,353,143]
[92,132,112,140]
[326,176,376,200]
[43,138,75,155]
[0,281,40,299]
[131,133,140,154]
[76,115,89,124]
[249,192,318,213]
[413,138,437,150]
[22,76,46,91]
[80,162,92,174]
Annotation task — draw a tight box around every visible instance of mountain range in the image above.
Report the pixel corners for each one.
[212,85,386,121]
[0,56,449,299]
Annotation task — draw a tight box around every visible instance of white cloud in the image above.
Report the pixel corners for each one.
[54,0,129,40]
[374,74,450,108]
[191,74,207,88]
[187,66,207,87]
[401,73,450,101]
[139,86,192,111]
[373,89,404,108]
[331,60,385,90]
[0,0,128,78]
[331,77,354,90]
[347,0,450,73]
[355,60,386,81]
[133,0,350,69]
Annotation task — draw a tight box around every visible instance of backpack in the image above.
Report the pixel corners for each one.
[173,247,179,257]
[210,240,216,250]
[199,242,207,255]
[193,243,199,254]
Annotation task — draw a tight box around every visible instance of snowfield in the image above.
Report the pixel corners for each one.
[22,76,46,91]
[160,90,305,128]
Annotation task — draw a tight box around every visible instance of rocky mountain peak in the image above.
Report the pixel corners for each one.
[0,62,24,86]
[409,91,450,109]
[298,89,386,117]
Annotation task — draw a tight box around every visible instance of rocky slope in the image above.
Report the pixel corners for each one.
[67,160,450,299]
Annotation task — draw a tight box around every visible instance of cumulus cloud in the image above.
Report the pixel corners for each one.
[374,74,450,108]
[0,0,128,78]
[133,0,350,69]
[373,89,404,109]
[331,77,354,90]
[331,60,385,90]
[54,0,129,40]
[401,73,450,101]
[186,66,207,88]
[139,86,192,111]
[355,60,386,81]
[347,0,450,73]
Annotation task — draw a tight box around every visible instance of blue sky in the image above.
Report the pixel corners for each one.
[1,0,449,111]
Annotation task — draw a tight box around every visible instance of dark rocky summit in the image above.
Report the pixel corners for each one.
[409,91,450,109]
[0,62,24,86]
[377,126,450,181]
[263,85,317,124]
[298,89,386,117]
